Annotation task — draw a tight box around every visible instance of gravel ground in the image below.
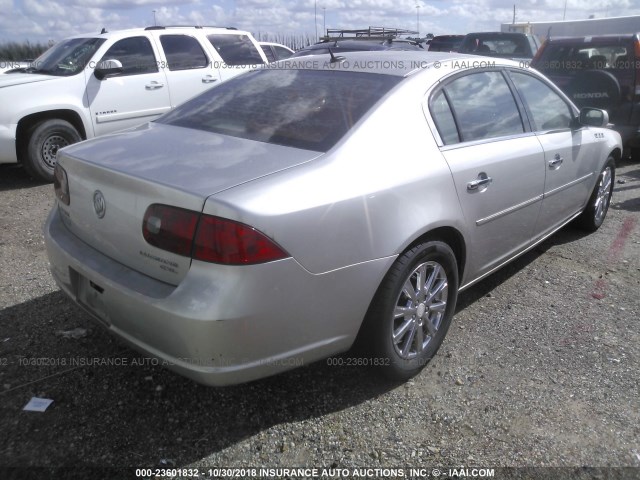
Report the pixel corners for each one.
[0,159,639,479]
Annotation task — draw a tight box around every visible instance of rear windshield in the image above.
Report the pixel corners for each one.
[535,44,631,72]
[157,69,402,152]
[459,34,530,56]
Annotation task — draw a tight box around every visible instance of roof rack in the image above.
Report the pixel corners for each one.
[144,25,238,31]
[320,27,418,41]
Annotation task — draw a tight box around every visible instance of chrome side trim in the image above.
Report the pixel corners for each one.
[476,195,544,226]
[460,209,582,292]
[544,172,594,199]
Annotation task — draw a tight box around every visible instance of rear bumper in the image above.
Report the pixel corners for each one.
[0,123,17,164]
[44,206,393,386]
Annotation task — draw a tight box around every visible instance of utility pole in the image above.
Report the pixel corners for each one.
[152,9,157,26]
[314,0,318,40]
[512,4,516,24]
[563,0,567,20]
[323,7,326,35]
[416,4,420,37]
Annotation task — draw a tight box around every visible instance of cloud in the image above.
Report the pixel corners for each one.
[0,0,638,44]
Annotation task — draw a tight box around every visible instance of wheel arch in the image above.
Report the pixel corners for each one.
[403,226,467,284]
[16,110,87,162]
[609,147,622,164]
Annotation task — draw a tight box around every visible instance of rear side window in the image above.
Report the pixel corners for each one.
[429,90,459,145]
[207,34,264,66]
[157,69,402,152]
[160,35,208,71]
[437,71,524,143]
[273,46,293,60]
[101,36,158,75]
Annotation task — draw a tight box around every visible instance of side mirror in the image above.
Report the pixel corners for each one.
[94,59,123,80]
[578,107,609,128]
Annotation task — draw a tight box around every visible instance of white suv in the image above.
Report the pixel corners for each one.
[0,26,268,181]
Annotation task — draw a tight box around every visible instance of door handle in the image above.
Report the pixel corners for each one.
[202,75,217,84]
[145,81,164,90]
[467,173,493,191]
[549,154,564,168]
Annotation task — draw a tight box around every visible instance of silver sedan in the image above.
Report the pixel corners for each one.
[45,51,622,386]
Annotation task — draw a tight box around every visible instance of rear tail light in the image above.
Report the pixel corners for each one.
[143,204,199,257]
[142,204,289,265]
[53,163,70,205]
[193,215,289,265]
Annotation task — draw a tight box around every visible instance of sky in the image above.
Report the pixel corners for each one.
[0,0,638,44]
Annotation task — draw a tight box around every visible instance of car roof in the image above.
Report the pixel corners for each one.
[464,32,532,38]
[545,33,640,43]
[271,50,520,77]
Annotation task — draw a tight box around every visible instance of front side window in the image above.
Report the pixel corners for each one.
[29,38,105,76]
[442,71,524,143]
[158,69,401,152]
[160,35,208,71]
[207,34,264,66]
[510,72,573,131]
[100,37,158,76]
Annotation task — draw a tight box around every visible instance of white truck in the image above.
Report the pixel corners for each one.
[0,26,268,181]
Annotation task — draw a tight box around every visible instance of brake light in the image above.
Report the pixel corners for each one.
[143,204,199,257]
[142,204,289,265]
[193,215,289,265]
[53,163,70,205]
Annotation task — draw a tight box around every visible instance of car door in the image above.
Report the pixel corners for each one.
[508,70,601,236]
[155,33,221,107]
[86,35,171,136]
[428,69,546,281]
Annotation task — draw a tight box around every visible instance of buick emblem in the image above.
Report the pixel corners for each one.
[93,190,106,219]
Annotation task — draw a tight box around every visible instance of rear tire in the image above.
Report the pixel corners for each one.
[362,241,459,381]
[23,119,81,182]
[576,157,615,232]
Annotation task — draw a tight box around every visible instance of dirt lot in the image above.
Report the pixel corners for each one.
[0,159,639,478]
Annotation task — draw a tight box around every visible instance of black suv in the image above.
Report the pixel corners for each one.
[428,35,464,52]
[531,33,640,158]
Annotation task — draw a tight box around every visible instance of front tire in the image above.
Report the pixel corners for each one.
[24,119,81,182]
[364,241,459,381]
[576,157,615,232]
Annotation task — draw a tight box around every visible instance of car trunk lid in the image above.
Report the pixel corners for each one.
[57,122,321,285]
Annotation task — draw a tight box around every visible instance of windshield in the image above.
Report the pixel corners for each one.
[158,68,402,152]
[29,38,105,76]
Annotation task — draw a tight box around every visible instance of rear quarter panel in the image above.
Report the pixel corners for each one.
[205,72,467,276]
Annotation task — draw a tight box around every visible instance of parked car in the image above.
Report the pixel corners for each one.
[458,32,540,60]
[291,38,423,57]
[259,42,294,62]
[45,51,621,386]
[428,35,464,52]
[531,33,640,159]
[0,26,268,181]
